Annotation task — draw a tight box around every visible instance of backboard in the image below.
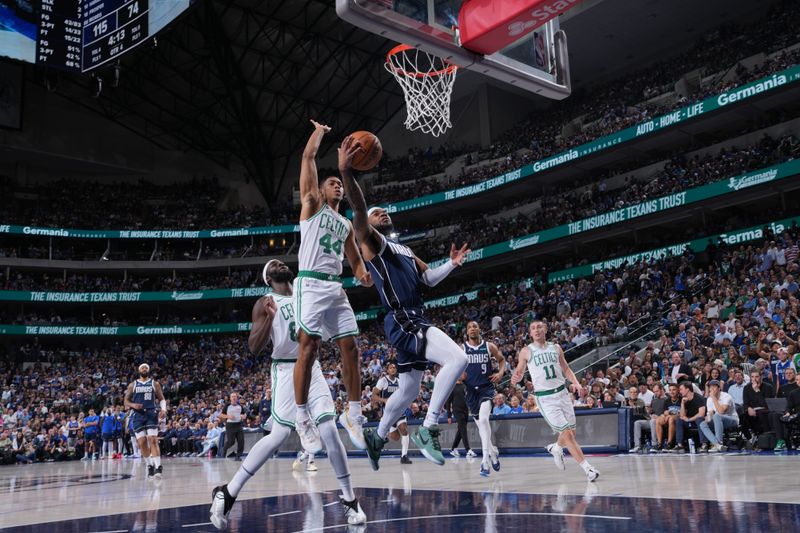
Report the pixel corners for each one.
[336,0,571,99]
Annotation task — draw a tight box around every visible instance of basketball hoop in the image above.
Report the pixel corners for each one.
[385,44,457,137]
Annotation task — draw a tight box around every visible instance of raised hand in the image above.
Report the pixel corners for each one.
[338,135,363,172]
[450,243,471,266]
[310,119,331,133]
[262,296,277,319]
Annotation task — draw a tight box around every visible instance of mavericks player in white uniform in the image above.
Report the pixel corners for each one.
[209,260,366,529]
[512,320,599,482]
[294,120,373,453]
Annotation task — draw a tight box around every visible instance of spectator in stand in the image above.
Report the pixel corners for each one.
[82,409,99,460]
[647,383,668,452]
[628,386,649,452]
[670,352,693,384]
[742,370,775,441]
[674,381,707,453]
[698,380,739,453]
[492,394,512,416]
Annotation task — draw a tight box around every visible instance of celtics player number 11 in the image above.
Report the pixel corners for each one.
[512,320,599,482]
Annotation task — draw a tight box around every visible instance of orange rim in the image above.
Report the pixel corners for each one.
[386,44,458,78]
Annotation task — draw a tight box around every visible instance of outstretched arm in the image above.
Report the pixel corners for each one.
[300,120,330,221]
[415,243,471,287]
[338,136,383,260]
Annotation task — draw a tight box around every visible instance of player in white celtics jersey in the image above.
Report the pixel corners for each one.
[209,260,366,530]
[295,120,374,454]
[512,320,600,482]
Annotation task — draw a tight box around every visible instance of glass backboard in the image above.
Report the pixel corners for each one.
[336,0,571,99]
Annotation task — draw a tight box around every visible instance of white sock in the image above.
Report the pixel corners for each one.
[318,420,355,501]
[146,456,153,467]
[401,434,410,456]
[422,327,468,428]
[579,460,592,473]
[154,455,161,468]
[229,424,291,497]
[377,370,423,440]
[477,400,493,465]
[551,443,563,454]
[348,401,362,419]
[296,404,310,421]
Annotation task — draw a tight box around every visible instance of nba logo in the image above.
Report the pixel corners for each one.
[533,31,546,68]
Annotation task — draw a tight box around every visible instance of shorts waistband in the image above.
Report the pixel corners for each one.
[272,358,298,364]
[534,384,566,397]
[297,270,342,283]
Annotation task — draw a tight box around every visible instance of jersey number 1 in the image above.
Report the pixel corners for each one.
[319,234,342,256]
[543,364,557,380]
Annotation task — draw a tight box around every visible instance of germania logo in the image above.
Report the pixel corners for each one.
[727,169,778,191]
[23,226,69,237]
[171,291,204,301]
[136,326,183,335]
[509,235,540,250]
[717,74,788,106]
[210,228,249,237]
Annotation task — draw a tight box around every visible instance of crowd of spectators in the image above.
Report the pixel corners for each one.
[0,178,297,231]
[1,267,262,293]
[366,1,800,206]
[6,219,800,464]
[428,133,800,255]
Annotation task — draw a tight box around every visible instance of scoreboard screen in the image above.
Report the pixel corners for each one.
[0,0,193,72]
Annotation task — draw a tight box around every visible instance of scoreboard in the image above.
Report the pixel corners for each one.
[1,0,192,72]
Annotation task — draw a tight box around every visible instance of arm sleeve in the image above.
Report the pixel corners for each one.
[421,260,457,287]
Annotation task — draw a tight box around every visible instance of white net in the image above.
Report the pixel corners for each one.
[385,45,457,137]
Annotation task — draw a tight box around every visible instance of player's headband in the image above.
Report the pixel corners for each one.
[138,363,150,372]
[367,207,382,216]
[262,260,280,285]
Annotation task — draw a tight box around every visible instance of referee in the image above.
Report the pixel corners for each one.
[220,393,245,461]
[445,374,473,457]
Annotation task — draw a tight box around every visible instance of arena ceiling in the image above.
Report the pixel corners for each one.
[44,0,780,203]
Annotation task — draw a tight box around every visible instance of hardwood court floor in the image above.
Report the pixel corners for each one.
[1,451,799,532]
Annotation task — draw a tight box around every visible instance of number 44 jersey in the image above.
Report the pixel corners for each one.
[526,342,565,391]
[299,204,351,276]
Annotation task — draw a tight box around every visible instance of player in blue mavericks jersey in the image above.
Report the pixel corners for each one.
[463,321,506,477]
[338,135,470,469]
[124,363,167,479]
[372,361,412,464]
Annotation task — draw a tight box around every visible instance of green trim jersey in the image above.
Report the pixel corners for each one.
[271,294,299,360]
[527,342,565,391]
[299,204,351,276]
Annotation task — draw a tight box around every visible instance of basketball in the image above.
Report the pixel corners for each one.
[350,130,382,171]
